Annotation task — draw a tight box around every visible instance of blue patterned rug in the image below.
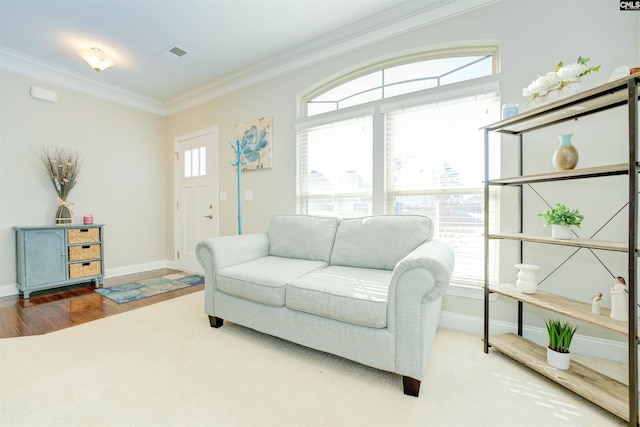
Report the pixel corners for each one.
[96,273,204,304]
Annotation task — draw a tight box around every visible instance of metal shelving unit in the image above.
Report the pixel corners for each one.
[482,73,639,425]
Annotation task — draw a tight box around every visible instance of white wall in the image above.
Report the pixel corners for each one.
[0,71,169,294]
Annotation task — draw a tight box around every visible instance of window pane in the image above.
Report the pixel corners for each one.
[192,148,199,176]
[339,88,382,109]
[385,56,489,84]
[184,150,192,178]
[298,116,373,217]
[384,79,437,98]
[199,146,207,176]
[392,194,484,285]
[312,71,382,103]
[386,95,496,190]
[440,56,493,85]
[385,91,500,286]
[307,102,337,116]
[385,58,454,84]
[306,197,371,218]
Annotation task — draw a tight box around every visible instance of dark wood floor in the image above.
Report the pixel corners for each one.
[0,268,204,338]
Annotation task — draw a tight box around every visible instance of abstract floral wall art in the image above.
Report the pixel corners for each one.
[234,116,272,170]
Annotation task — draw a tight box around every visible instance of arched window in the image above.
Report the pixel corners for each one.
[296,47,501,288]
[304,50,496,116]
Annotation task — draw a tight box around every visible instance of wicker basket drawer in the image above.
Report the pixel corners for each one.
[69,261,102,279]
[68,228,100,244]
[68,244,101,261]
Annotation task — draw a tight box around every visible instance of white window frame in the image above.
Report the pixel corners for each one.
[296,49,501,298]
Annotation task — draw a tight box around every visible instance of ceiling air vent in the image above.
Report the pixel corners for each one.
[161,45,187,61]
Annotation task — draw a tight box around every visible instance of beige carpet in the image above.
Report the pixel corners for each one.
[0,291,626,427]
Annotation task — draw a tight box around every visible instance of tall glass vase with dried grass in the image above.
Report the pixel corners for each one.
[40,146,81,225]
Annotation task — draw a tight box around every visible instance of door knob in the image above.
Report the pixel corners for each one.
[204,214,213,219]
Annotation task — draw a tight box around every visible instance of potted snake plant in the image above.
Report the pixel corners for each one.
[545,318,578,370]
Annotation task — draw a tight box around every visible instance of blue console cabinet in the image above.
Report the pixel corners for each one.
[14,225,104,298]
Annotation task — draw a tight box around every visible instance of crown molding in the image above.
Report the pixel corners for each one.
[164,0,501,115]
[1,0,500,117]
[0,47,166,115]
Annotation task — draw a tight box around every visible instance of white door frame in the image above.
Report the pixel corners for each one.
[173,126,219,271]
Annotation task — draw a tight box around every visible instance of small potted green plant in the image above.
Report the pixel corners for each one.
[545,318,578,370]
[537,203,584,240]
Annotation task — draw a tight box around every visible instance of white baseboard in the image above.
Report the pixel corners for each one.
[0,283,18,298]
[0,260,176,298]
[440,310,627,363]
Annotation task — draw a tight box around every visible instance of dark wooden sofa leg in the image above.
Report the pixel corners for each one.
[209,316,224,328]
[402,376,421,397]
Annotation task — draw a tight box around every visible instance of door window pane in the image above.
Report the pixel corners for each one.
[184,146,207,178]
[184,150,192,178]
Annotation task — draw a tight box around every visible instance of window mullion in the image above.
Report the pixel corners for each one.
[372,108,385,215]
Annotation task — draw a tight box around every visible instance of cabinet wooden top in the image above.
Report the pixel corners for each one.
[13,224,104,230]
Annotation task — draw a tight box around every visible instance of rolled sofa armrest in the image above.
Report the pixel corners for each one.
[387,238,455,332]
[196,232,269,316]
[394,238,454,300]
[196,232,270,282]
[387,238,454,378]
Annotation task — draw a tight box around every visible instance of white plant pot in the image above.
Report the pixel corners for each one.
[547,347,571,370]
[515,263,540,294]
[551,224,572,240]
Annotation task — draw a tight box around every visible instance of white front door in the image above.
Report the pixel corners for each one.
[174,127,219,273]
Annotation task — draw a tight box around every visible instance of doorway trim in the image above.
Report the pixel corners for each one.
[173,126,219,271]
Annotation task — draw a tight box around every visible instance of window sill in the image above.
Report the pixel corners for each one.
[446,282,498,301]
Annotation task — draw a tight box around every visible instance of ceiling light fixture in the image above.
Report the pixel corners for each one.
[78,47,116,72]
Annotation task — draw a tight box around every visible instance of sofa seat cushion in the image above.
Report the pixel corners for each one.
[286,266,392,328]
[217,256,327,307]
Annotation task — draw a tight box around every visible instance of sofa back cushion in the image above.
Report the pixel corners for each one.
[268,215,339,262]
[330,215,433,270]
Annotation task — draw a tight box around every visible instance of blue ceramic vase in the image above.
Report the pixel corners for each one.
[552,133,579,171]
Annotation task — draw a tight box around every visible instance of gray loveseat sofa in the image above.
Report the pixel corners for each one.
[196,214,454,396]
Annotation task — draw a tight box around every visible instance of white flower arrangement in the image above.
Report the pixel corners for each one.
[522,56,601,103]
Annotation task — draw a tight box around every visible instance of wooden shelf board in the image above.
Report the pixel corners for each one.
[489,333,629,421]
[490,284,629,335]
[483,73,640,134]
[489,164,628,185]
[488,233,627,252]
